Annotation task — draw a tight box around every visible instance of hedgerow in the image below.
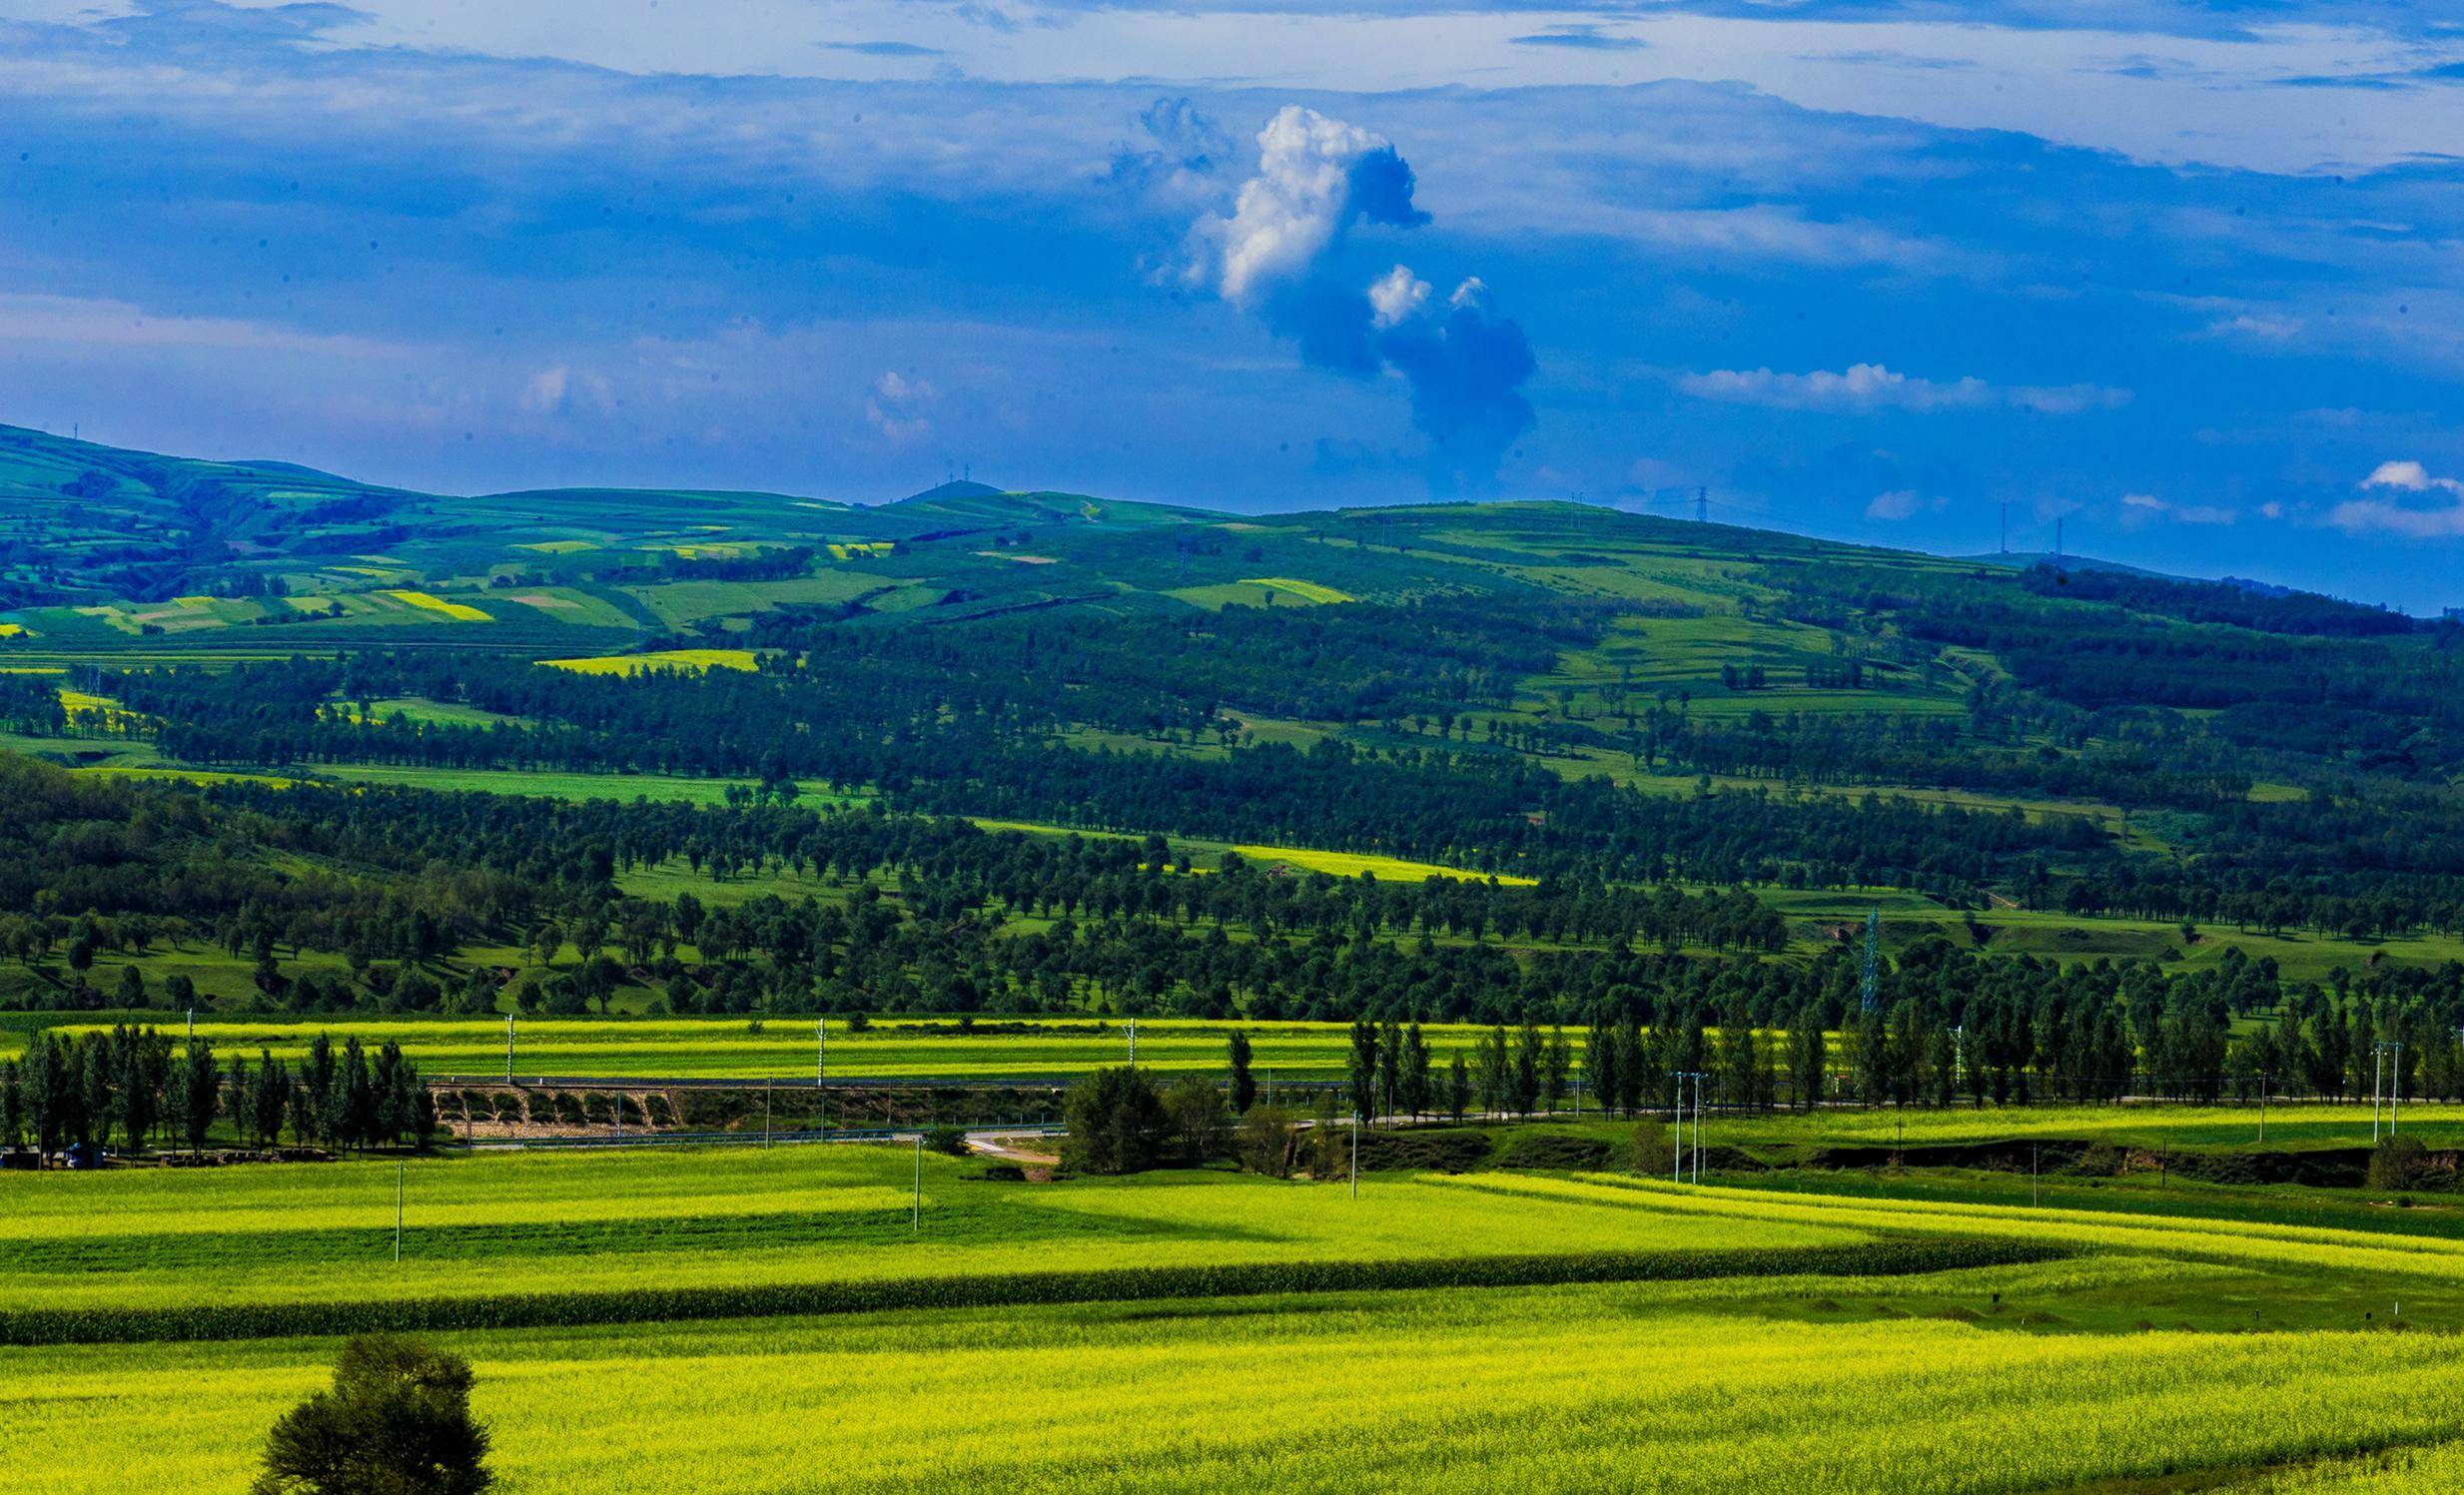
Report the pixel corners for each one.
[0,1237,2058,1345]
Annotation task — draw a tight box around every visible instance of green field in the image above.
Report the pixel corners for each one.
[9,1143,2464,1491]
[0,1146,1877,1321]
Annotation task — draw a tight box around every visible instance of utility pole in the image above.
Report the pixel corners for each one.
[504,1014,514,1086]
[2054,517,2064,559]
[396,1162,405,1263]
[1350,1114,1359,1199]
[817,1018,828,1136]
[1127,1019,1138,1069]
[913,1132,923,1230]
[2373,1046,2384,1142]
[1999,502,2008,555]
[1672,1072,1707,1182]
[2377,1042,2403,1135]
[763,1079,773,1148]
[2258,1073,2269,1143]
[1693,1072,1704,1183]
[1672,1076,1684,1183]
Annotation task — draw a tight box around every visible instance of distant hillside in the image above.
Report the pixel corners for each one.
[0,420,2430,673]
[1961,550,2171,579]
[11,419,2464,992]
[896,479,1004,504]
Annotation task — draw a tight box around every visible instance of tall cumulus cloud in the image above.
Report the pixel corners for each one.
[1191,106,1535,488]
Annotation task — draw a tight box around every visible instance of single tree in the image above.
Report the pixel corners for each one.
[1234,1104,1297,1178]
[1227,1030,1256,1114]
[177,1038,220,1154]
[255,1334,493,1495]
[1160,1076,1228,1163]
[1346,1020,1378,1123]
[0,1059,21,1152]
[1061,1066,1168,1175]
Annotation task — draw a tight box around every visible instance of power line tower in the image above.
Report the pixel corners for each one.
[1860,906,1881,1015]
[1696,487,1709,523]
[2054,517,2065,559]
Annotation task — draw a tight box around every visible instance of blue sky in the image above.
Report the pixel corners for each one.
[2,1,2462,608]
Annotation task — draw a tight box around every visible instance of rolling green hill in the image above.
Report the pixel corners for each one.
[6,421,2464,1041]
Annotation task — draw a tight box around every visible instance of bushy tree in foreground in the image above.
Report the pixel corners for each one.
[255,1334,492,1495]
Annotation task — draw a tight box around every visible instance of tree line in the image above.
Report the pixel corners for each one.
[1,1026,436,1161]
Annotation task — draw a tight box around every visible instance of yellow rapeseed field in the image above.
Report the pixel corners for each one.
[540,648,762,676]
[384,589,493,622]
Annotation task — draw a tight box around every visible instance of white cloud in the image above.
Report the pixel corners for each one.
[2120,490,2236,526]
[1368,265,1429,329]
[864,370,937,443]
[2327,460,2464,537]
[2361,459,2462,494]
[1200,105,1407,305]
[1676,362,2127,415]
[518,364,614,416]
[521,366,568,412]
[0,292,400,358]
[1864,488,1930,520]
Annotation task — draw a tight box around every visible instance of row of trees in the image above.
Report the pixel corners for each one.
[0,1027,436,1160]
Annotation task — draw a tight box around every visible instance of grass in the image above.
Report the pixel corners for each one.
[1465,1171,2464,1291]
[1710,1102,2464,1150]
[17,1272,2464,1494]
[12,1143,2464,1491]
[0,1147,1865,1319]
[336,696,529,728]
[1236,575,1354,604]
[618,575,890,626]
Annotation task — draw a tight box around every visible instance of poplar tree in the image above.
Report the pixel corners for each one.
[178,1038,220,1153]
[1585,1019,1620,1118]
[1345,1020,1378,1121]
[1226,1030,1255,1114]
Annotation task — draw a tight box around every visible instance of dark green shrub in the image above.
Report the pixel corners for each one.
[1235,1106,1299,1177]
[1347,1126,1492,1173]
[1493,1130,1612,1171]
[1160,1077,1228,1163]
[2369,1134,2427,1192]
[1061,1067,1168,1175]
[1628,1119,1674,1175]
